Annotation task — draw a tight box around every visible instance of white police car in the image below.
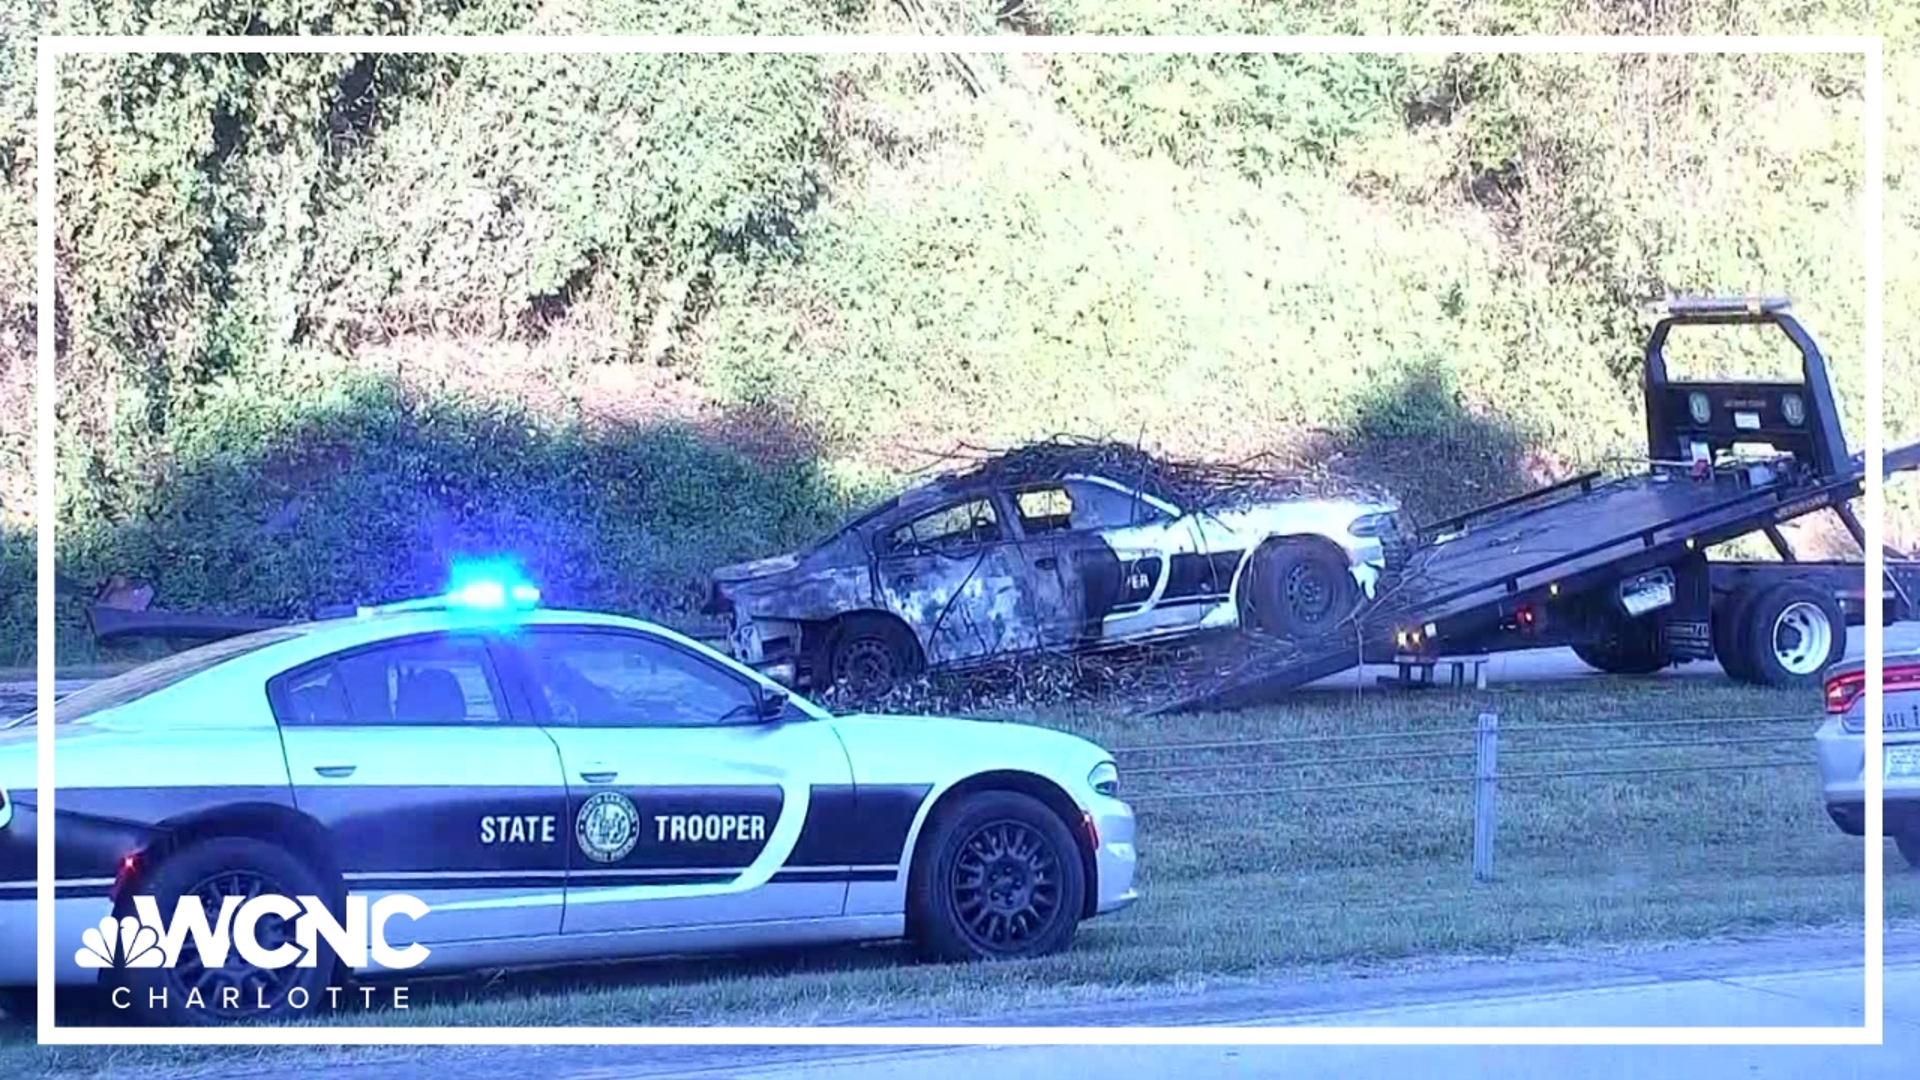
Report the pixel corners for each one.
[0,576,1137,1025]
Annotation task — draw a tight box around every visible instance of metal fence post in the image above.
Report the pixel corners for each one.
[1473,711,1500,883]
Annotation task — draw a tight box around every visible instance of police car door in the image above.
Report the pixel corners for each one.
[506,626,857,935]
[270,631,569,944]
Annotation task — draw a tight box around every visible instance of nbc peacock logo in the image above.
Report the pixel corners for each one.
[74,915,166,970]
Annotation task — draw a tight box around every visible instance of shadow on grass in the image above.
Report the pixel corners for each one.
[1306,358,1537,525]
[43,371,859,659]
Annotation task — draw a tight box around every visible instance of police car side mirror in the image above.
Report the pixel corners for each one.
[755,686,791,722]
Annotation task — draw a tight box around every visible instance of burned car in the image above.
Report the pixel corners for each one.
[705,443,1411,694]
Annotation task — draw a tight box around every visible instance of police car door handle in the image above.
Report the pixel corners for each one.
[313,765,357,779]
[579,767,619,784]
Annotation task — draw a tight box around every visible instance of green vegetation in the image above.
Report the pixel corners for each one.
[2,678,1911,1072]
[0,1,1916,665]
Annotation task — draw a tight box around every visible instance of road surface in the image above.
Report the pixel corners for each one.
[188,928,1915,1080]
[1295,621,1920,692]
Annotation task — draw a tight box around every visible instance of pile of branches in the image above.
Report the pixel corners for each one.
[907,435,1389,512]
[812,630,1345,719]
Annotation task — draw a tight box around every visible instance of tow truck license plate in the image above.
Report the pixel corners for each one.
[1621,579,1675,617]
[1887,746,1920,779]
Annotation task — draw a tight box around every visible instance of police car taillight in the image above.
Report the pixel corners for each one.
[1826,670,1864,715]
[1827,663,1920,716]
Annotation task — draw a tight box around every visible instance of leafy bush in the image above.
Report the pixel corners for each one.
[2,0,1915,666]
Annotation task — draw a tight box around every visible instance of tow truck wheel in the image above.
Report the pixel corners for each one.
[1742,582,1845,688]
[1571,618,1668,675]
[1712,587,1760,682]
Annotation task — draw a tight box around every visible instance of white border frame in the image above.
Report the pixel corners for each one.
[33,32,1885,1047]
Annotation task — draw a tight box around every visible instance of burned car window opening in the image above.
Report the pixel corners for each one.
[884,497,1003,555]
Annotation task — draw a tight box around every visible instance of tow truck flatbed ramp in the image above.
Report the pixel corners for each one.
[1152,297,1920,715]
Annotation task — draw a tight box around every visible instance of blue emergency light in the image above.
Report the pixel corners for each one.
[358,560,542,617]
[446,559,542,610]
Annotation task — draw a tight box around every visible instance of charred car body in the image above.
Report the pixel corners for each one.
[706,447,1410,693]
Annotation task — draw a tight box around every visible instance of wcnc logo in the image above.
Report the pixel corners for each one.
[76,893,430,1014]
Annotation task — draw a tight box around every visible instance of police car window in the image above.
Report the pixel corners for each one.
[276,636,506,727]
[54,627,307,724]
[43,622,307,722]
[885,498,1000,553]
[521,631,759,728]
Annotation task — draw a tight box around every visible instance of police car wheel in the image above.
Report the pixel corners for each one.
[124,837,338,1027]
[0,987,34,1025]
[908,791,1085,963]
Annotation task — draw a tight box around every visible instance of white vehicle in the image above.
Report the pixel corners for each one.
[709,464,1410,693]
[0,577,1137,1025]
[1817,650,1920,866]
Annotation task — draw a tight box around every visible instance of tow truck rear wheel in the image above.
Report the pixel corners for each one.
[1571,616,1669,675]
[1742,581,1845,688]
[1712,586,1761,682]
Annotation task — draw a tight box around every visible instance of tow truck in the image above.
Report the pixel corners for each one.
[1162,296,1920,713]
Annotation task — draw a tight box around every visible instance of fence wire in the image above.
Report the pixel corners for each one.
[1123,710,1826,808]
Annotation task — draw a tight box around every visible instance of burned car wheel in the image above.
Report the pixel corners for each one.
[1246,541,1355,639]
[825,614,921,696]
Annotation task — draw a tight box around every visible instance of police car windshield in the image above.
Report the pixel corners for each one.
[6,626,307,728]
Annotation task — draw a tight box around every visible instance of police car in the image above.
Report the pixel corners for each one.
[0,576,1138,1025]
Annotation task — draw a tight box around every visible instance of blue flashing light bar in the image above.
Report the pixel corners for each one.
[358,559,543,617]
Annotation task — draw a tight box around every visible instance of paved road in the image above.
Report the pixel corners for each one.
[194,928,1915,1080]
[1303,621,1920,693]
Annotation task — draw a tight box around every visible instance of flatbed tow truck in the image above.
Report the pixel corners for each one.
[1159,296,1920,713]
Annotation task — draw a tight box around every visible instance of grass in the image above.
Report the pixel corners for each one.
[1,675,1913,1077]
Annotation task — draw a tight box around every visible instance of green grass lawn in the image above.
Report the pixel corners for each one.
[2,675,1913,1078]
